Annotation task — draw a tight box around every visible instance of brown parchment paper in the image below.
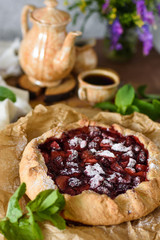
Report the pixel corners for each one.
[1,103,160,240]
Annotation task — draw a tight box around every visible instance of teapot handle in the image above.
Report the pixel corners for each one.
[21,5,35,38]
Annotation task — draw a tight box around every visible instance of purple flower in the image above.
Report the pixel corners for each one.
[135,0,155,25]
[157,3,160,16]
[138,24,153,55]
[110,19,123,51]
[102,0,110,11]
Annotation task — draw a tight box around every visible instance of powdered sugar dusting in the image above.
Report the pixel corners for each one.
[90,175,104,188]
[69,137,87,148]
[96,150,115,158]
[107,173,117,181]
[101,139,112,144]
[60,167,80,175]
[89,141,97,148]
[84,163,105,176]
[127,158,136,168]
[125,167,136,173]
[123,150,134,157]
[68,149,78,161]
[68,178,82,187]
[90,148,97,153]
[112,142,131,152]
[89,126,100,135]
[66,162,79,167]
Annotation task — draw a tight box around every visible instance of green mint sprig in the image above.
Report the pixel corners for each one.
[0,183,66,240]
[95,84,160,121]
[0,86,16,103]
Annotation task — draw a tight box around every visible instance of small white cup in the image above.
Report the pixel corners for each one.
[78,68,120,105]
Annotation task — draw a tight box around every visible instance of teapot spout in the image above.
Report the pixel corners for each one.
[53,31,82,75]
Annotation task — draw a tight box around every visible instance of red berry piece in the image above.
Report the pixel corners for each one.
[133,145,141,153]
[78,184,90,193]
[65,188,76,195]
[120,160,128,168]
[133,176,142,186]
[111,162,125,173]
[54,156,64,168]
[136,164,147,172]
[100,157,110,167]
[136,171,146,178]
[138,150,147,163]
[118,174,131,184]
[82,150,93,159]
[51,151,65,161]
[56,176,69,191]
[125,167,136,176]
[107,157,116,164]
[50,141,61,150]
[42,152,50,163]
[84,158,98,164]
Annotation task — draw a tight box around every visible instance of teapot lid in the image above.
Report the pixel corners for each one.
[32,0,71,26]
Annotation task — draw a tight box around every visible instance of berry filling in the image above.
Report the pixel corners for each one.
[38,126,149,199]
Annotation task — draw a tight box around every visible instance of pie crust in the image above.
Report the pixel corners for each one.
[19,119,160,225]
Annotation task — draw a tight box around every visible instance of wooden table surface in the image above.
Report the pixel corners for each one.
[6,39,160,108]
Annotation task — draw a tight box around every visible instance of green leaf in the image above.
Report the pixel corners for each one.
[35,212,66,230]
[52,191,65,212]
[0,184,66,240]
[115,84,135,114]
[133,98,160,120]
[6,183,26,223]
[0,217,43,240]
[125,105,140,115]
[117,106,128,115]
[152,99,160,113]
[137,85,160,100]
[27,189,64,212]
[0,219,17,240]
[48,213,66,230]
[26,207,43,240]
[95,101,117,111]
[0,86,16,103]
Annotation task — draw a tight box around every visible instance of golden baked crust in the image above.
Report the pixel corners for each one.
[19,118,160,226]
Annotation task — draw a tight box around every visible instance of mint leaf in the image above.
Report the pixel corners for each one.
[0,183,66,240]
[0,86,16,103]
[0,217,43,240]
[152,99,160,112]
[0,219,18,240]
[137,85,160,100]
[48,213,66,230]
[6,183,26,223]
[27,189,57,212]
[133,98,160,120]
[95,101,117,111]
[27,189,65,212]
[115,84,135,114]
[25,207,43,240]
[125,105,140,115]
[35,212,66,230]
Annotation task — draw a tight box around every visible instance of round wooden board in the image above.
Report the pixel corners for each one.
[44,75,77,103]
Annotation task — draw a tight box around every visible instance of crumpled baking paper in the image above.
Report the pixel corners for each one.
[0,77,32,130]
[0,103,160,240]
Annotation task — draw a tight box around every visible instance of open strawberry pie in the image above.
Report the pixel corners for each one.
[19,120,160,225]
